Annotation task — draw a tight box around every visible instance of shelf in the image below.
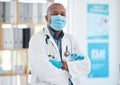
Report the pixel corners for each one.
[0,0,10,2]
[0,23,19,25]
[0,73,27,76]
[0,22,45,25]
[0,48,28,51]
[0,0,52,85]
[19,0,47,3]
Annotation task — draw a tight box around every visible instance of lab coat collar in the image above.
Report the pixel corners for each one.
[43,26,60,55]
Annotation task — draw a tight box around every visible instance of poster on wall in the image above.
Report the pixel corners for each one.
[88,43,109,78]
[87,4,109,39]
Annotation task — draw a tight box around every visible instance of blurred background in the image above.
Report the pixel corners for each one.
[0,0,120,85]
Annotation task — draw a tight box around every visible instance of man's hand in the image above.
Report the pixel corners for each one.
[62,61,68,70]
[49,60,62,69]
[70,53,84,61]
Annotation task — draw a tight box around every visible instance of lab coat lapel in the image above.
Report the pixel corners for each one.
[49,36,60,53]
[44,27,60,54]
[62,34,72,57]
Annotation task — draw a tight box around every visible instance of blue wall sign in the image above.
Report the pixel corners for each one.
[88,43,109,78]
[87,4,109,39]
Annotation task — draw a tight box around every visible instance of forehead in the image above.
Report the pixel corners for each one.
[47,4,66,14]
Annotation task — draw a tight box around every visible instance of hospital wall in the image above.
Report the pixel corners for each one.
[67,0,119,85]
[118,1,120,84]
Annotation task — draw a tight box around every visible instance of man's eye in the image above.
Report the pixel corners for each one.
[52,13,66,16]
[53,13,59,15]
[61,14,66,16]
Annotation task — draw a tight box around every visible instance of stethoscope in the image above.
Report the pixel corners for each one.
[43,28,72,60]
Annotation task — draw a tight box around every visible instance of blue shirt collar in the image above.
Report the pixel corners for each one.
[48,28,64,40]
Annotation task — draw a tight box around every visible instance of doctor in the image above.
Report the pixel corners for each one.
[28,3,91,85]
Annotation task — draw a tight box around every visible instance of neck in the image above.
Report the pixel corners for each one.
[56,31,61,37]
[48,25,62,37]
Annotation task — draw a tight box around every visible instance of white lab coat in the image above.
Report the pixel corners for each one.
[28,26,91,85]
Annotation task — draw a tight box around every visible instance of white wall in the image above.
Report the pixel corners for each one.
[68,0,119,85]
[117,0,120,83]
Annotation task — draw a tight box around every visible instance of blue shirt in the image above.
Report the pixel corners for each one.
[48,28,64,60]
[48,28,73,85]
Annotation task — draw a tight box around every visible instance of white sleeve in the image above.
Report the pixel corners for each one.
[66,35,91,78]
[28,34,64,80]
[67,56,91,77]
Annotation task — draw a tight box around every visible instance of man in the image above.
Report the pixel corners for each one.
[28,3,91,85]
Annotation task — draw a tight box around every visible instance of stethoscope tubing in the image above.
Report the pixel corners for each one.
[43,27,73,60]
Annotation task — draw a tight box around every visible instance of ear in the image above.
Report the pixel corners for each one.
[45,15,48,22]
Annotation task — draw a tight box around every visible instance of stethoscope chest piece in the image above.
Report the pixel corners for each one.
[64,46,70,57]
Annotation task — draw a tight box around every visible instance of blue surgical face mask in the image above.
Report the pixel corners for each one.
[50,15,66,31]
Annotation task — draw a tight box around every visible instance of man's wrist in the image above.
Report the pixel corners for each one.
[62,60,68,70]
